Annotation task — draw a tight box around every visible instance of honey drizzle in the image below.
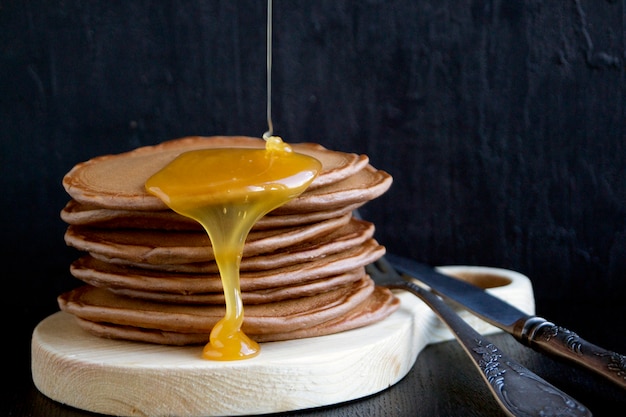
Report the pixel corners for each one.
[145,143,321,360]
[263,0,274,140]
[144,0,321,360]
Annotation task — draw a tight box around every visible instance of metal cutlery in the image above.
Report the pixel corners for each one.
[366,256,592,417]
[385,252,626,391]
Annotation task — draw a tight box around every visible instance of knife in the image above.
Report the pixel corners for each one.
[385,253,626,390]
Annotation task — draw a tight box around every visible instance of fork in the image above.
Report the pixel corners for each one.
[367,256,592,417]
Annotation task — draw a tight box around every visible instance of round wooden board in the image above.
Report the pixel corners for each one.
[31,266,535,417]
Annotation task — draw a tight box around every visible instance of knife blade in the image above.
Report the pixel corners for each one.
[385,253,626,390]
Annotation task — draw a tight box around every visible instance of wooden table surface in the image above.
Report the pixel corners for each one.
[8,298,625,417]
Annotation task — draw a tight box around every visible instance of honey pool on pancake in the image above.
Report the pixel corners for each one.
[145,136,321,360]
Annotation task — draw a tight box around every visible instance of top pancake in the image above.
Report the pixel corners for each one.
[63,136,376,211]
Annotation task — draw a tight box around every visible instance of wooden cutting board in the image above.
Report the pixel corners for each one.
[31,266,535,417]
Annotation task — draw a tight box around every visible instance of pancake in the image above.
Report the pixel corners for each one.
[61,285,400,345]
[62,136,371,211]
[70,218,375,280]
[59,277,375,335]
[64,213,351,266]
[69,239,385,293]
[106,269,366,304]
[60,199,363,231]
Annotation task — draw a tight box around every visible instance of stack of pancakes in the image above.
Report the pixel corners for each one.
[57,136,399,345]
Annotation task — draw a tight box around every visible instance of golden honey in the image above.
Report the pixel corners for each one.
[146,136,321,360]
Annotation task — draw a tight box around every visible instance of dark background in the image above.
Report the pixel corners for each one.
[2,0,625,410]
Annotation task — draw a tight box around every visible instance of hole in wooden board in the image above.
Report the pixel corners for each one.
[444,272,511,289]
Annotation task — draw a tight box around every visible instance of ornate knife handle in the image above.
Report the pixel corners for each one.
[391,281,592,417]
[518,317,626,390]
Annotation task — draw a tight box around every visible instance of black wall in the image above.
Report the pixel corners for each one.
[2,1,625,342]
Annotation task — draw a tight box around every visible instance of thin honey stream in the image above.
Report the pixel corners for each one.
[145,136,321,360]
